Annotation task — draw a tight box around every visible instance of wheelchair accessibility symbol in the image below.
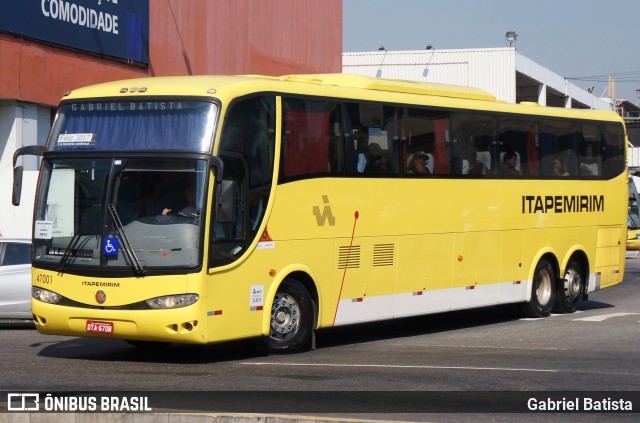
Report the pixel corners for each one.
[103,238,119,256]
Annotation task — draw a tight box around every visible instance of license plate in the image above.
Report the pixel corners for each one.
[86,320,114,334]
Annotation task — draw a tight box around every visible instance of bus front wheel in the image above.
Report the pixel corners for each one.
[521,259,556,318]
[553,259,584,314]
[256,278,314,354]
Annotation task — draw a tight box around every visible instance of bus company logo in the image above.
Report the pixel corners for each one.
[313,195,336,227]
[82,281,121,288]
[521,194,605,214]
[7,393,40,411]
[95,290,107,304]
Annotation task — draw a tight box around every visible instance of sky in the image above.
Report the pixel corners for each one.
[343,0,640,103]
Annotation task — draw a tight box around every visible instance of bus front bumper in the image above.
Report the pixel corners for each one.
[32,301,208,344]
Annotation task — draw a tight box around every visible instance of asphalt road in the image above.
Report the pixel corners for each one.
[2,255,640,422]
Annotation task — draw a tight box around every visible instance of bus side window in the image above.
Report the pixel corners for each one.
[498,117,532,177]
[400,107,450,176]
[343,103,400,177]
[539,120,579,177]
[221,96,276,189]
[601,123,625,179]
[578,124,602,177]
[450,112,494,176]
[281,98,336,179]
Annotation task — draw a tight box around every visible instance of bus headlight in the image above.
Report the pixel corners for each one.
[146,294,199,309]
[32,287,62,304]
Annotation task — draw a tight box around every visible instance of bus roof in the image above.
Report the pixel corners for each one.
[61,73,495,101]
[277,74,497,102]
[60,73,623,123]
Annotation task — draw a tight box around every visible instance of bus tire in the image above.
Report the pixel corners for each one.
[257,278,314,354]
[553,259,584,314]
[521,259,556,318]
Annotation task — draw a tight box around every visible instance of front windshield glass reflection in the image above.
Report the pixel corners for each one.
[33,158,207,274]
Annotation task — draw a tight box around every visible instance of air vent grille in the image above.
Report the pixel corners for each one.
[338,245,361,269]
[373,244,395,267]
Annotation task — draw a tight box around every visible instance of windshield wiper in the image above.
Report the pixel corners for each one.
[57,204,100,273]
[107,204,145,276]
[104,160,144,276]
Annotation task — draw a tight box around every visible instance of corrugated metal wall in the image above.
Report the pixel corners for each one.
[1,0,342,106]
[150,0,342,76]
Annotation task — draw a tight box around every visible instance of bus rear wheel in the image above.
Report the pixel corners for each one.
[553,259,584,314]
[255,278,314,354]
[521,259,556,318]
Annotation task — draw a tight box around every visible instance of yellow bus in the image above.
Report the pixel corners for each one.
[20,74,627,353]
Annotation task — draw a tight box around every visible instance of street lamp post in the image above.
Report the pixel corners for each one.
[505,31,518,47]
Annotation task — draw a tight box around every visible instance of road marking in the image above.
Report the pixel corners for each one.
[520,313,564,321]
[424,344,564,351]
[519,310,586,321]
[244,362,557,373]
[573,312,640,322]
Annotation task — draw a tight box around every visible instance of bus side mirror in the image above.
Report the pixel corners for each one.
[12,145,44,206]
[216,180,236,223]
[12,166,24,206]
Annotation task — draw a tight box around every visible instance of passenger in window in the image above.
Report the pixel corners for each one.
[464,148,486,175]
[553,157,570,176]
[501,151,520,176]
[365,143,390,175]
[407,151,431,175]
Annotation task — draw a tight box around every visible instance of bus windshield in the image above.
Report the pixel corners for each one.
[49,100,217,153]
[32,158,208,274]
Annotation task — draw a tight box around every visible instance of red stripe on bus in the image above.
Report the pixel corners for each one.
[334,211,360,323]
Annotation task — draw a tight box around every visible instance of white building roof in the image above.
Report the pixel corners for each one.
[343,47,612,110]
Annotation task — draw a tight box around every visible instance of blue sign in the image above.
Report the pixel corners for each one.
[0,1,149,64]
[103,237,119,256]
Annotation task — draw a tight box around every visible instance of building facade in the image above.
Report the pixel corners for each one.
[343,47,611,110]
[0,0,342,238]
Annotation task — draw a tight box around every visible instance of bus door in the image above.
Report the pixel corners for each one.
[211,95,275,266]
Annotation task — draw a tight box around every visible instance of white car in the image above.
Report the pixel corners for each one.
[0,239,32,320]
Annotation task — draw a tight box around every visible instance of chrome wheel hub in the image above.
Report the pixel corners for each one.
[536,269,552,305]
[270,293,299,341]
[564,268,582,299]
